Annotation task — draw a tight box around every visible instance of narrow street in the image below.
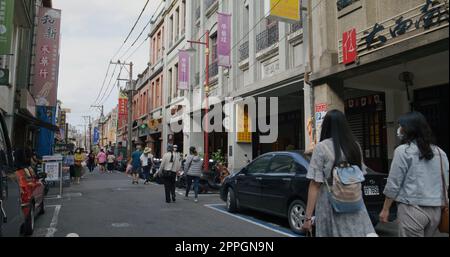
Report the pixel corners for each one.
[33,169,291,237]
[29,168,409,238]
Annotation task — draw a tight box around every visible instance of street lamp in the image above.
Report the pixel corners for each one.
[186,30,210,172]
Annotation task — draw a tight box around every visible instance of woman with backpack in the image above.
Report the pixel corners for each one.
[379,112,449,237]
[301,109,376,237]
[155,144,181,203]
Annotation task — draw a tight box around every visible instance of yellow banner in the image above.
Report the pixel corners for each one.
[268,0,301,23]
[237,106,252,143]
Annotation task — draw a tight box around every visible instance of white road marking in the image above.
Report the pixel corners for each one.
[204,204,296,238]
[66,233,79,237]
[45,205,61,237]
[112,223,131,228]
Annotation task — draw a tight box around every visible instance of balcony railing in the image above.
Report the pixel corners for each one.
[239,41,249,61]
[204,0,218,12]
[195,6,201,21]
[256,24,279,53]
[337,0,360,11]
[209,60,219,78]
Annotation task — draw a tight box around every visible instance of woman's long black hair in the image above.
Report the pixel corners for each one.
[398,111,435,160]
[320,109,362,168]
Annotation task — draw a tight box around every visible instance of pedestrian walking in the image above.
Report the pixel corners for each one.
[74,148,84,185]
[301,109,376,237]
[131,145,143,184]
[107,151,116,173]
[65,151,75,182]
[97,149,107,173]
[379,111,449,237]
[184,146,203,203]
[141,147,154,185]
[155,144,182,203]
[87,151,96,173]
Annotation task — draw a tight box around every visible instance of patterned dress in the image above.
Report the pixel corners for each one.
[306,139,376,237]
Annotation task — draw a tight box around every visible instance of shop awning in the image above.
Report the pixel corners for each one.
[15,111,59,131]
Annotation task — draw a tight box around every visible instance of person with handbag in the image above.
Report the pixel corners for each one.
[379,112,449,237]
[155,144,181,203]
[301,110,376,237]
[184,146,203,203]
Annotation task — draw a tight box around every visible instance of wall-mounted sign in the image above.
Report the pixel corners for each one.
[237,105,252,143]
[338,0,449,64]
[0,0,14,55]
[315,103,327,140]
[342,28,357,64]
[264,0,301,24]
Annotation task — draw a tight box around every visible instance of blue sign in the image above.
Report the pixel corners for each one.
[93,127,100,145]
[36,106,56,157]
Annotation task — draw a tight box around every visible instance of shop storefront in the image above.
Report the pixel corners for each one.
[311,0,449,171]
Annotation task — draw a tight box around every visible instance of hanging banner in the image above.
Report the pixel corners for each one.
[217,12,231,68]
[32,7,62,107]
[118,91,128,128]
[178,50,190,90]
[0,0,14,55]
[93,127,100,145]
[264,0,301,24]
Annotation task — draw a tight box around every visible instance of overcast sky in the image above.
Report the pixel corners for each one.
[53,0,162,130]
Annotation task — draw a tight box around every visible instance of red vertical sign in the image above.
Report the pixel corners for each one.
[32,8,61,107]
[342,28,357,64]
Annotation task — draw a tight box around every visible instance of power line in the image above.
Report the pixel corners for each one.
[96,63,119,105]
[123,0,150,44]
[100,65,125,105]
[92,62,112,106]
[111,0,151,61]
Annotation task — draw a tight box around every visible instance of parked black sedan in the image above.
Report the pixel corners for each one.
[220,151,395,234]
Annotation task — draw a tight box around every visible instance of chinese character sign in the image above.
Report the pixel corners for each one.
[118,93,128,128]
[342,28,357,64]
[0,0,14,55]
[217,12,231,68]
[178,50,190,90]
[32,8,61,107]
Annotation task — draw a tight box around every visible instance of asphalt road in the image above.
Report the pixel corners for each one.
[31,168,447,237]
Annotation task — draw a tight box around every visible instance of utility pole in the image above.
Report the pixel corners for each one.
[82,115,92,151]
[187,30,210,171]
[91,105,104,148]
[110,60,134,158]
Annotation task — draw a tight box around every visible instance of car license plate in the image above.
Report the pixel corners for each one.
[364,185,380,196]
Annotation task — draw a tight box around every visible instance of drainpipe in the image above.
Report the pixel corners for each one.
[304,0,316,149]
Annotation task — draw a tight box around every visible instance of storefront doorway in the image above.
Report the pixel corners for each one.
[414,84,449,155]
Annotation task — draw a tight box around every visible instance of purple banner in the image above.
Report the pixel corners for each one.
[178,50,190,90]
[217,12,231,68]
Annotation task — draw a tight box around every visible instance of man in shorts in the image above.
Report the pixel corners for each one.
[131,145,142,184]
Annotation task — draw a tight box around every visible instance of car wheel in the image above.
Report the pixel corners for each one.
[288,200,306,235]
[23,204,35,236]
[226,187,238,213]
[38,200,45,215]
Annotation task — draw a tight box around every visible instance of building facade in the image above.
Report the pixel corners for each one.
[0,0,56,153]
[310,0,449,173]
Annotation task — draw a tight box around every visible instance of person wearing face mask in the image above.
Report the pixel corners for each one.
[380,112,449,237]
